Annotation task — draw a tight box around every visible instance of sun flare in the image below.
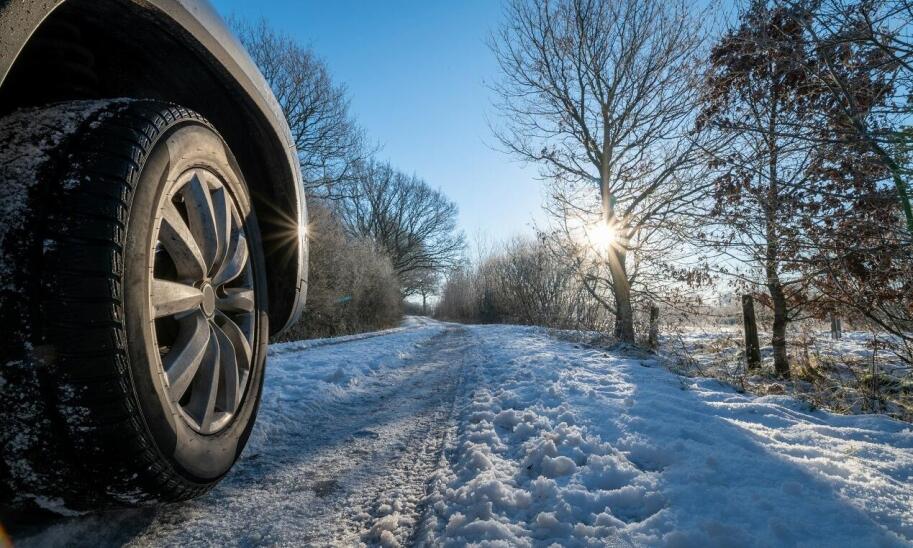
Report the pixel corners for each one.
[587,221,616,250]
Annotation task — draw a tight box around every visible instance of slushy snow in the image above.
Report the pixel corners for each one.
[11,320,913,547]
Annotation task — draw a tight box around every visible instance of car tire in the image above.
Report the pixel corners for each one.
[0,100,269,511]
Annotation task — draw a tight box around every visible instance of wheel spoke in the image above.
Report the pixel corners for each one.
[217,312,253,368]
[217,288,254,313]
[164,313,210,401]
[151,279,202,319]
[211,186,232,272]
[183,174,219,272]
[186,324,221,432]
[152,168,257,434]
[159,202,207,280]
[213,232,248,287]
[213,324,240,413]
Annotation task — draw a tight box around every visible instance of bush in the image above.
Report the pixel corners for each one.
[436,237,608,330]
[274,200,402,341]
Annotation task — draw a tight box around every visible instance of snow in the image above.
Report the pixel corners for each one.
[9,319,913,546]
[420,324,913,547]
[671,325,909,376]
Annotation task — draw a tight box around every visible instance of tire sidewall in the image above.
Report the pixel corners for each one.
[124,121,269,482]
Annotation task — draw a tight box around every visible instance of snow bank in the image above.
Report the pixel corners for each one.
[419,325,913,547]
[666,327,913,421]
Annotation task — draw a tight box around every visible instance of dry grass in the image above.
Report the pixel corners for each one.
[662,327,913,423]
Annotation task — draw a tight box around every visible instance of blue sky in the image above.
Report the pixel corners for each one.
[211,0,546,242]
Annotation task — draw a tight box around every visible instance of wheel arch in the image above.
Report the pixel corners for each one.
[0,0,306,335]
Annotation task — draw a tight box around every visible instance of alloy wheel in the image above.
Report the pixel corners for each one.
[149,169,256,435]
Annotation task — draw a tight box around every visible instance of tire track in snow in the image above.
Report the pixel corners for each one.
[15,324,472,547]
[268,316,440,356]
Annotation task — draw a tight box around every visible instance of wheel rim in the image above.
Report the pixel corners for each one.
[149,169,256,435]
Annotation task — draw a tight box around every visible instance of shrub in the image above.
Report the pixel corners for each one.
[436,237,608,330]
[275,200,402,341]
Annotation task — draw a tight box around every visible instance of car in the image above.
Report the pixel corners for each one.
[0,0,307,511]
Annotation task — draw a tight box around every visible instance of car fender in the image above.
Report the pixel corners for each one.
[0,0,307,334]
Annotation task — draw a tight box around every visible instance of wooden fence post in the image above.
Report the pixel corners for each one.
[742,294,761,370]
[648,304,660,349]
[830,315,842,340]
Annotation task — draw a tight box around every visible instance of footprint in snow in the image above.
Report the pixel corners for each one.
[311,479,340,498]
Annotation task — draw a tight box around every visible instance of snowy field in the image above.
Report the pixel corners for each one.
[10,318,913,546]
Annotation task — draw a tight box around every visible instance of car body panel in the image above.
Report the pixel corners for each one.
[0,0,307,334]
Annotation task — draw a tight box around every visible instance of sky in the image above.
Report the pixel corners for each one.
[210,0,547,243]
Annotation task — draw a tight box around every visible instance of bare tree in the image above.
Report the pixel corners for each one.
[231,18,369,199]
[435,236,610,330]
[414,268,439,314]
[487,237,575,326]
[490,0,712,342]
[338,161,465,296]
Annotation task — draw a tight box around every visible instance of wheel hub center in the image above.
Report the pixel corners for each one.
[201,283,216,317]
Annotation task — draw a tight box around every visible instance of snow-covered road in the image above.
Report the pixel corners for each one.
[11,319,913,547]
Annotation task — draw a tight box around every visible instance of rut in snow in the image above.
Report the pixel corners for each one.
[15,322,468,547]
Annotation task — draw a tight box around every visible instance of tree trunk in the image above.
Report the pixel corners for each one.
[421,292,427,315]
[763,88,789,378]
[742,294,762,370]
[609,248,635,343]
[764,94,789,377]
[648,304,660,349]
[767,278,790,377]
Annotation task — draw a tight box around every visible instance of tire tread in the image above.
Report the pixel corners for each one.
[4,101,225,508]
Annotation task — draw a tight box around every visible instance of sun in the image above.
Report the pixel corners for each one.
[587,221,616,250]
